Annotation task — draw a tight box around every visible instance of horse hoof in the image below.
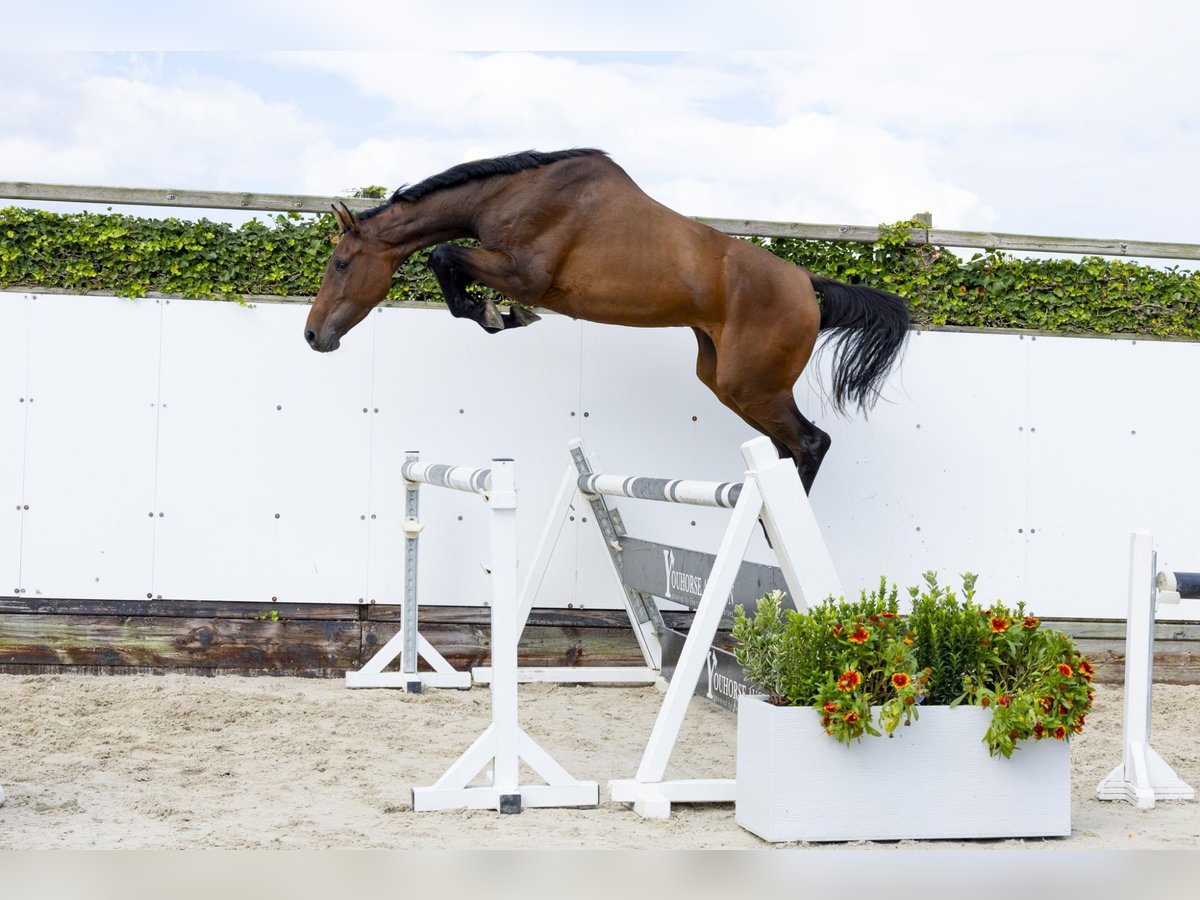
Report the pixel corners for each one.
[480,301,505,332]
[507,305,542,328]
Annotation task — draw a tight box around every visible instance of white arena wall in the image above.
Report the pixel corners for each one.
[2,290,1197,619]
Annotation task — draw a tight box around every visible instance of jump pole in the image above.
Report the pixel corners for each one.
[406,456,599,813]
[1095,530,1195,808]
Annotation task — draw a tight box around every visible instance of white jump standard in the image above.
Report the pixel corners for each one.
[344,453,473,691]
[582,436,842,818]
[406,456,599,813]
[1096,530,1196,808]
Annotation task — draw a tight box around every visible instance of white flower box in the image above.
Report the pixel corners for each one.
[735,696,1071,843]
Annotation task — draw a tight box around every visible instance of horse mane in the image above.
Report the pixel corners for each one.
[359,148,608,220]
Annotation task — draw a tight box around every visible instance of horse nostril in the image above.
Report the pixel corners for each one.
[305,329,317,347]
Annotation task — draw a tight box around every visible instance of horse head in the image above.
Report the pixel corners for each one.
[304,203,397,352]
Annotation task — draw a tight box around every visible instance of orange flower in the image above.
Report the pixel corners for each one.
[1022,615,1040,629]
[831,623,845,638]
[1079,659,1095,679]
[848,626,870,645]
[989,616,1009,633]
[842,711,860,725]
[881,612,897,620]
[821,715,831,727]
[1033,723,1046,739]
[902,638,913,646]
[837,670,862,692]
[1040,697,1054,713]
[997,694,1012,707]
[1057,663,1074,678]
[1054,725,1068,740]
[891,672,911,689]
[822,701,840,714]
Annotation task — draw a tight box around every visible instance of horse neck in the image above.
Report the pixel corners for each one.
[369,188,482,258]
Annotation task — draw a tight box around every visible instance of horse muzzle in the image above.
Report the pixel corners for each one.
[304,327,341,353]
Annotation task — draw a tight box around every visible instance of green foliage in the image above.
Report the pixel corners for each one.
[732,574,1097,756]
[763,220,1200,339]
[3,205,1197,341]
[0,205,447,305]
[908,571,990,706]
[733,579,923,744]
[957,602,1096,758]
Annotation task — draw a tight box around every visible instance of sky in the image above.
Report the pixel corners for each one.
[3,1,1198,248]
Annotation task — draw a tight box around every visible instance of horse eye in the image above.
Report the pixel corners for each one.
[334,259,349,272]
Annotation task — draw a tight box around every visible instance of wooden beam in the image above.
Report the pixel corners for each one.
[0,613,362,670]
[0,603,1196,683]
[3,181,1199,262]
[0,181,380,215]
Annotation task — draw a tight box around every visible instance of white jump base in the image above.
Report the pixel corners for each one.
[401,456,599,814]
[471,666,660,685]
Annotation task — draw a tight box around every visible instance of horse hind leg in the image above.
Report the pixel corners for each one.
[716,363,831,493]
[693,329,830,493]
[773,398,832,493]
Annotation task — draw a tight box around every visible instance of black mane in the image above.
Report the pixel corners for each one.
[358,148,607,220]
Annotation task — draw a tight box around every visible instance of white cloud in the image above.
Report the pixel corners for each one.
[2,30,1197,246]
[272,51,994,227]
[0,55,323,192]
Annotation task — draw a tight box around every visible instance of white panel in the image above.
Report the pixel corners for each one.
[153,299,373,602]
[808,330,1030,608]
[19,294,160,599]
[578,322,767,584]
[1,293,31,598]
[1027,336,1200,618]
[367,306,585,607]
[9,291,1200,618]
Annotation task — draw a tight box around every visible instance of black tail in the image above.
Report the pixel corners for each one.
[811,275,910,415]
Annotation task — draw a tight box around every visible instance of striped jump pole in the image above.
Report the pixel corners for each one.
[577,473,742,509]
[407,454,599,814]
[1156,570,1200,602]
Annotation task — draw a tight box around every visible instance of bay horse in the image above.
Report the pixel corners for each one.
[305,149,909,491]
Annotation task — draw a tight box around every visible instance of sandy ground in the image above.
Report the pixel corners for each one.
[1,673,1198,850]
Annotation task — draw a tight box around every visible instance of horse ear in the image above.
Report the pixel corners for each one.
[338,202,360,235]
[330,203,348,231]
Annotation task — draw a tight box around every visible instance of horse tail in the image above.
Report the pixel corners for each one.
[810,275,910,415]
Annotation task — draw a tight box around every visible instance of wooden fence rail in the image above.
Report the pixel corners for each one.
[3,181,1200,262]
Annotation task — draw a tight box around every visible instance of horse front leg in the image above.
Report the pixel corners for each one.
[428,244,505,332]
[427,244,543,334]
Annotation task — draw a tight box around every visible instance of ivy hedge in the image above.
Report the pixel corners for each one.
[2,206,1197,340]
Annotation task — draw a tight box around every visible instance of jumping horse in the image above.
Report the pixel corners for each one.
[305,149,909,491]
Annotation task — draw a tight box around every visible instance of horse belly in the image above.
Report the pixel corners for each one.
[542,277,703,328]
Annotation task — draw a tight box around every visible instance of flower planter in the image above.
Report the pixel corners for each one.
[736,696,1071,843]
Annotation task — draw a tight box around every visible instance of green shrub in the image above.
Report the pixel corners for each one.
[732,574,1096,757]
[3,207,1197,341]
